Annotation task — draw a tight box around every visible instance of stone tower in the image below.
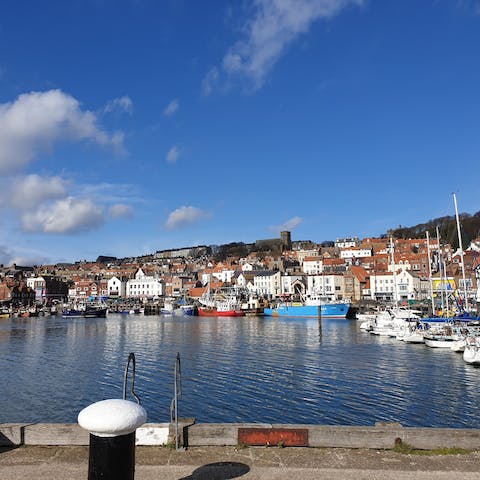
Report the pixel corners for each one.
[280,231,292,250]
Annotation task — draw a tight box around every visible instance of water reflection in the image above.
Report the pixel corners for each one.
[0,314,479,427]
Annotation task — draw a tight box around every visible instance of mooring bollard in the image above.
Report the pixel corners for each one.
[78,353,147,480]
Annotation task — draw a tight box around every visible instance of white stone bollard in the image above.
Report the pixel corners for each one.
[78,399,147,480]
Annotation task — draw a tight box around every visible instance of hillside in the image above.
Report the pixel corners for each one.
[388,211,480,249]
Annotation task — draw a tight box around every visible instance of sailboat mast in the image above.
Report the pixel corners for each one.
[390,237,398,307]
[436,226,445,314]
[453,193,469,311]
[426,231,435,314]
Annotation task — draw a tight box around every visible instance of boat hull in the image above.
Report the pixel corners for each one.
[463,345,480,364]
[264,303,350,318]
[62,307,107,318]
[198,307,244,317]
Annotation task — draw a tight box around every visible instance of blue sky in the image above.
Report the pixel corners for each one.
[0,0,479,265]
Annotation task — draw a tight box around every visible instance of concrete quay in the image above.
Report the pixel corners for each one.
[2,422,480,450]
[1,422,480,479]
[1,444,480,480]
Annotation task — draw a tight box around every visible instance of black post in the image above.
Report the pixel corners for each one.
[88,432,136,480]
[318,304,322,340]
[79,353,146,480]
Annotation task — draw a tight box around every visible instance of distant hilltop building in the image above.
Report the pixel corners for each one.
[255,231,292,252]
[335,237,360,249]
[154,245,211,259]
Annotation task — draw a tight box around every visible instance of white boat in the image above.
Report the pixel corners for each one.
[402,329,425,344]
[450,337,467,352]
[463,336,480,364]
[424,335,455,348]
[397,321,425,343]
[369,308,421,337]
[424,324,456,348]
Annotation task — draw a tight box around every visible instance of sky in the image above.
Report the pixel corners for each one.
[0,0,479,265]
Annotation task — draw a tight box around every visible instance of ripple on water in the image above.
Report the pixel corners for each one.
[1,314,480,427]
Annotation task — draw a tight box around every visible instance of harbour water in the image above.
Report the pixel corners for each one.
[1,314,479,428]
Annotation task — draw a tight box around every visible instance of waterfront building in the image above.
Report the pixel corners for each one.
[126,268,163,299]
[253,271,282,298]
[281,274,305,297]
[69,279,99,301]
[107,276,126,298]
[9,283,36,307]
[25,275,68,302]
[369,269,427,303]
[344,266,369,301]
[306,274,346,301]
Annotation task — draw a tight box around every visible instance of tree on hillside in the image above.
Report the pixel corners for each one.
[388,211,480,249]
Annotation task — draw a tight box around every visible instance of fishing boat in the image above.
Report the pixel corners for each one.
[263,301,350,318]
[198,286,245,317]
[177,304,197,316]
[83,306,107,318]
[62,304,107,318]
[198,305,244,317]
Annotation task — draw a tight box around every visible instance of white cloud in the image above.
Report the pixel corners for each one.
[271,216,303,232]
[165,206,211,230]
[166,145,180,163]
[75,182,142,205]
[104,95,133,115]
[109,203,134,219]
[163,99,179,116]
[10,254,50,267]
[204,0,362,93]
[10,174,67,210]
[202,67,220,96]
[21,197,105,234]
[0,89,124,173]
[0,244,48,267]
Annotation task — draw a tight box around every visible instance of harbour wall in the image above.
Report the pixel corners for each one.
[2,421,480,450]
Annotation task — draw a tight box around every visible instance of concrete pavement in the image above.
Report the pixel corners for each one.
[1,445,479,479]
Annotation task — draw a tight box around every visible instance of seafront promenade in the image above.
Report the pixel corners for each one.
[1,422,480,479]
[1,444,479,479]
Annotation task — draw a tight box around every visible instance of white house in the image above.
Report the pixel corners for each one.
[306,274,346,301]
[26,276,46,300]
[211,267,236,284]
[253,271,282,298]
[107,276,126,298]
[340,248,372,260]
[335,237,360,249]
[370,270,426,302]
[126,268,163,299]
[235,272,255,291]
[302,257,323,275]
[241,263,254,271]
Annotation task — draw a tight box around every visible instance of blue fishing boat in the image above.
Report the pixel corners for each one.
[264,302,350,318]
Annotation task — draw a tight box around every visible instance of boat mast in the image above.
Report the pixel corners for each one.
[453,192,469,312]
[426,231,435,314]
[390,237,398,307]
[436,226,445,315]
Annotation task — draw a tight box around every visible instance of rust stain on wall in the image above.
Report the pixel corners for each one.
[238,428,308,447]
